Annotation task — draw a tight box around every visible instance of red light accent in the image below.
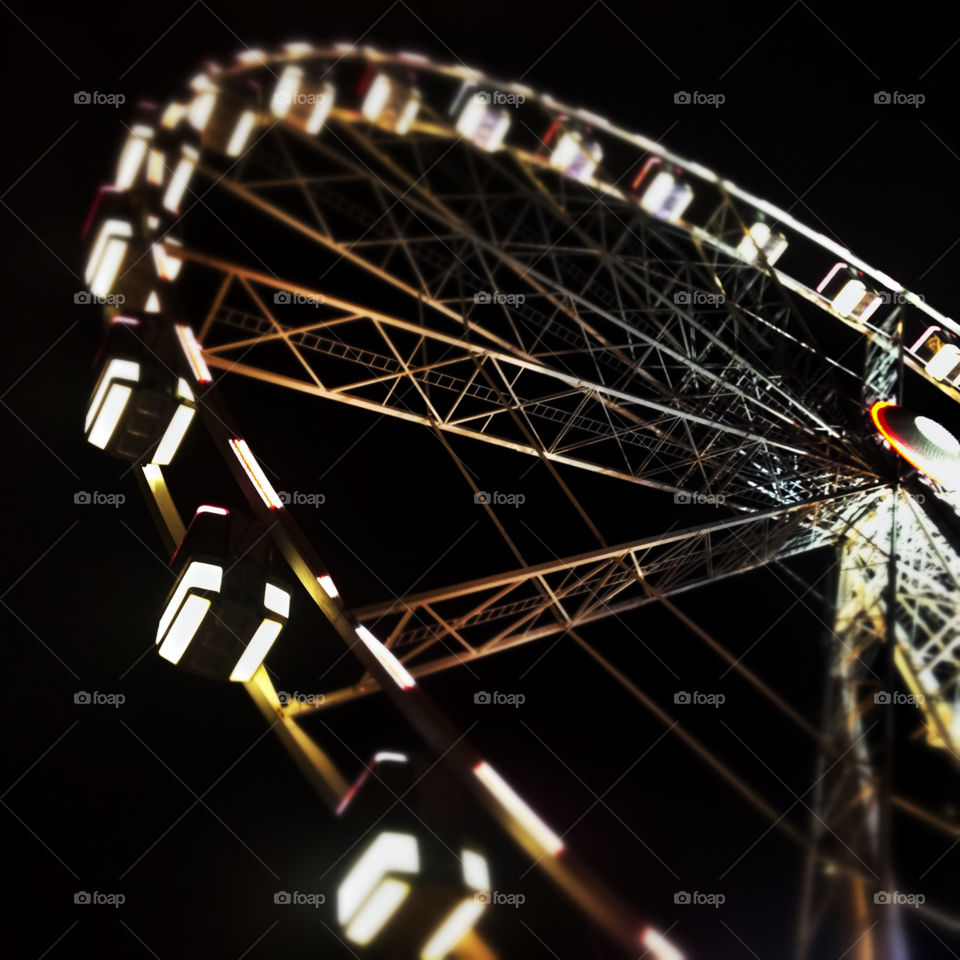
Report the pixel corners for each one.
[110,315,140,325]
[82,185,118,240]
[356,65,373,96]
[870,401,945,482]
[541,119,560,148]
[631,156,661,192]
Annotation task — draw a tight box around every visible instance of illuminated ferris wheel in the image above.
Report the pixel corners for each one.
[80,41,960,959]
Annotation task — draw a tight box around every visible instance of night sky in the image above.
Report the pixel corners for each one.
[4,1,960,958]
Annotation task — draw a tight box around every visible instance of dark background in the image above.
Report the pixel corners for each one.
[3,1,960,958]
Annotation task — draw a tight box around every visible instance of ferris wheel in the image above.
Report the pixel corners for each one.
[79,40,960,960]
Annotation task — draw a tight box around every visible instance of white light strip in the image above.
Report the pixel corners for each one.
[461,849,490,891]
[85,358,140,432]
[263,582,291,618]
[420,898,486,960]
[163,147,198,213]
[86,218,133,285]
[195,505,229,516]
[473,761,564,856]
[89,235,129,297]
[158,594,211,664]
[115,125,153,189]
[373,751,407,764]
[271,65,303,117]
[640,927,685,960]
[174,324,213,383]
[152,404,195,465]
[816,261,847,295]
[226,111,257,157]
[157,561,223,644]
[317,574,340,598]
[305,86,334,134]
[229,439,283,508]
[356,625,416,689]
[338,832,419,925]
[344,879,410,946]
[87,383,132,449]
[230,618,283,682]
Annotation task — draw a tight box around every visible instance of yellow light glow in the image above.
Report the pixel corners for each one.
[640,926,685,960]
[152,404,195,465]
[344,878,411,946]
[356,625,416,689]
[87,383,132,449]
[230,618,283,682]
[229,438,284,508]
[338,831,419,926]
[157,561,223,644]
[158,594,211,664]
[175,325,213,383]
[86,358,140,432]
[420,898,486,959]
